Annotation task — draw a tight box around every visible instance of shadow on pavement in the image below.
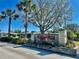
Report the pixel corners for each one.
[0,45,5,47]
[14,45,53,56]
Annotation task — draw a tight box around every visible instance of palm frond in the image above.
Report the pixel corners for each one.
[31,4,36,10]
[0,15,5,20]
[16,3,23,11]
[13,14,19,20]
[6,9,12,16]
[1,11,5,15]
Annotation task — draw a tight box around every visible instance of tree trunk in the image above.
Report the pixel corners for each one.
[64,19,67,30]
[25,12,28,38]
[41,30,45,34]
[8,17,11,38]
[40,27,45,34]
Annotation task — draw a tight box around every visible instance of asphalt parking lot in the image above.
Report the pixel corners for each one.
[0,42,78,59]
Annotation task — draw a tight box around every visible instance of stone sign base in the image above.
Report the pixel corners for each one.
[26,44,77,56]
[50,47,76,56]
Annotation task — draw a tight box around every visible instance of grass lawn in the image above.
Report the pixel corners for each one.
[73,41,79,46]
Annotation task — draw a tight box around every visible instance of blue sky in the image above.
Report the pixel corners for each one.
[0,0,39,32]
[0,0,79,32]
[70,0,79,24]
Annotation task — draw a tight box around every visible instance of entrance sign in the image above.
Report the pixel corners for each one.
[31,30,67,46]
[34,34,59,44]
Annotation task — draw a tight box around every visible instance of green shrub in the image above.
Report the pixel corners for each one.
[11,38,19,44]
[0,37,20,44]
[0,37,12,42]
[67,31,77,40]
[16,38,28,45]
[66,40,75,48]
[10,34,16,37]
[0,37,29,45]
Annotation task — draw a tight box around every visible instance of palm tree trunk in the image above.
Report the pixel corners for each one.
[25,12,28,38]
[8,17,11,38]
[65,19,67,30]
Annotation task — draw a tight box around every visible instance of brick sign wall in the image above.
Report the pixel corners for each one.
[34,34,59,44]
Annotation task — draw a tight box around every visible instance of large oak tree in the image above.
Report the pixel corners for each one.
[29,0,72,34]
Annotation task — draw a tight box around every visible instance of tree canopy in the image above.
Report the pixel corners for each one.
[29,0,72,34]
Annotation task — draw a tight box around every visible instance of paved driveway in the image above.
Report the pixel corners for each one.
[0,42,78,59]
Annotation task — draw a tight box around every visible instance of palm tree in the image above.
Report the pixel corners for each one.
[0,9,19,38]
[16,0,35,38]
